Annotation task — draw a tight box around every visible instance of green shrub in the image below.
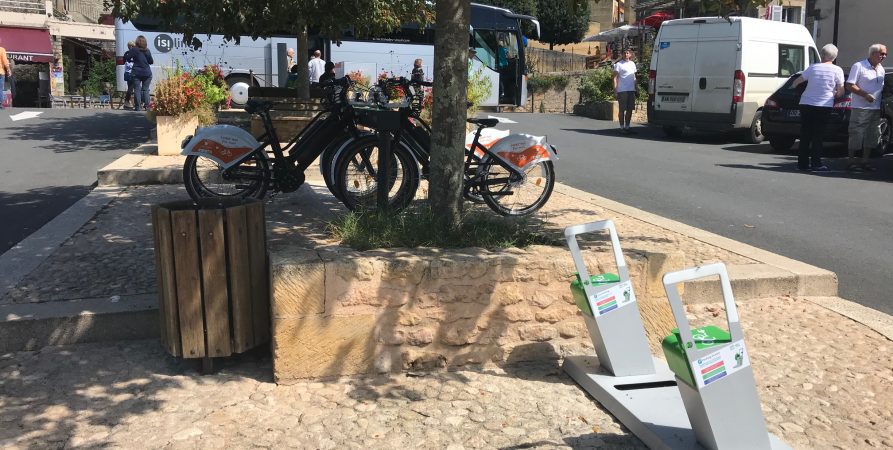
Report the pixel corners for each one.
[83,58,115,96]
[467,62,493,117]
[527,75,553,95]
[549,74,570,92]
[636,43,654,103]
[328,204,558,251]
[578,67,615,103]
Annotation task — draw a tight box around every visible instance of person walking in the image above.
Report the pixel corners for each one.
[613,48,637,134]
[308,50,326,83]
[845,43,887,172]
[792,44,845,172]
[0,43,11,110]
[130,35,154,111]
[122,41,135,109]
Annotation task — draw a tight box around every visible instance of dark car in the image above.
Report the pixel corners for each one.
[762,71,893,153]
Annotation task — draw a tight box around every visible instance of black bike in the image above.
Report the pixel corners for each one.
[182,76,419,210]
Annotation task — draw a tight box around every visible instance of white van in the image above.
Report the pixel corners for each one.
[647,17,818,143]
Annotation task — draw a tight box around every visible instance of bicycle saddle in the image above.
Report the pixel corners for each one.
[467,118,499,128]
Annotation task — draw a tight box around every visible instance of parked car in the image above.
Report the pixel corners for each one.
[762,71,893,153]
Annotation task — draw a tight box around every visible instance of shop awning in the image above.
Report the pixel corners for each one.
[0,26,54,63]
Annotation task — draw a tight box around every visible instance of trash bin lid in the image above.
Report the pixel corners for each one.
[570,273,621,316]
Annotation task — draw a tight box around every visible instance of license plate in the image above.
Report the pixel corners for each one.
[661,95,686,103]
[786,109,801,118]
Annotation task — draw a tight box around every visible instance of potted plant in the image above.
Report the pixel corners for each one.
[150,65,230,155]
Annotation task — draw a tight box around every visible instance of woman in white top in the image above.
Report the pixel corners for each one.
[792,44,845,172]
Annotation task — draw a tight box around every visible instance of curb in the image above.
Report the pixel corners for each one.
[97,144,183,187]
[0,294,158,353]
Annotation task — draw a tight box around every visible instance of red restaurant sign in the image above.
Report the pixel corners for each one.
[0,26,54,63]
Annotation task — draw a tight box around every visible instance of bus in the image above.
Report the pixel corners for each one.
[115,3,538,107]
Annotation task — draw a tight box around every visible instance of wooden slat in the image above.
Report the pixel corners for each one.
[245,201,270,346]
[152,205,181,357]
[171,209,206,358]
[198,208,232,357]
[226,205,254,353]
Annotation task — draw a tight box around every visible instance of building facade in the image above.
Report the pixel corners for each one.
[0,0,113,105]
[808,0,891,68]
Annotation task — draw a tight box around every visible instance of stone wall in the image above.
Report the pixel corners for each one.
[523,71,585,114]
[271,245,683,382]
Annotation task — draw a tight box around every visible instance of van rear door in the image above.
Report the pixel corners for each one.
[690,23,739,116]
[653,24,698,113]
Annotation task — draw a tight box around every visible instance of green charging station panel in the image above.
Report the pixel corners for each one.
[570,273,621,316]
[661,325,732,387]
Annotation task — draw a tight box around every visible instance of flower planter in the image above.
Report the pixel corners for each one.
[156,114,199,156]
[573,101,619,121]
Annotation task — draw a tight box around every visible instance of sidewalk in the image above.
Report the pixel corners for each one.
[0,151,891,448]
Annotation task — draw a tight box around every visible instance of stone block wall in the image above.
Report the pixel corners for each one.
[271,245,683,382]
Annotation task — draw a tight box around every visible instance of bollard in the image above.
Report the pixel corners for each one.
[565,220,654,376]
[662,263,771,450]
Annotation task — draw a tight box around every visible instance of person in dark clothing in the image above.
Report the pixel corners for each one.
[129,35,154,111]
[122,41,135,109]
[317,61,336,84]
[286,63,300,88]
[411,58,424,82]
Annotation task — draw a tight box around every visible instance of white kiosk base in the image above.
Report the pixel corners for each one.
[562,355,791,450]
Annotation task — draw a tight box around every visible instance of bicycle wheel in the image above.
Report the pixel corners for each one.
[480,159,555,216]
[183,153,270,201]
[334,136,420,211]
[320,135,358,202]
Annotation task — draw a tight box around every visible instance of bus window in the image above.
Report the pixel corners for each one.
[471,29,498,70]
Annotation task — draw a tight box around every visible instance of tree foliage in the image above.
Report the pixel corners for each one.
[104,0,432,43]
[536,0,589,50]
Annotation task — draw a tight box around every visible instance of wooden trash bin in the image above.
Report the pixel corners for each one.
[152,198,270,368]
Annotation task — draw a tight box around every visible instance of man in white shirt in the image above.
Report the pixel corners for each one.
[613,48,637,133]
[308,50,326,84]
[845,43,886,172]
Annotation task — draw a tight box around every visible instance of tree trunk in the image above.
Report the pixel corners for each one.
[429,0,470,230]
[295,23,310,99]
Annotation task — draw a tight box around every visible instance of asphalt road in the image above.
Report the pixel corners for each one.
[0,108,153,253]
[494,112,893,315]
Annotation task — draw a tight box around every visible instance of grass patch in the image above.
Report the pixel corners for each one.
[328,205,560,251]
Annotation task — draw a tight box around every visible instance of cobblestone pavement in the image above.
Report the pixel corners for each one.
[1,296,890,449]
[0,181,754,306]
